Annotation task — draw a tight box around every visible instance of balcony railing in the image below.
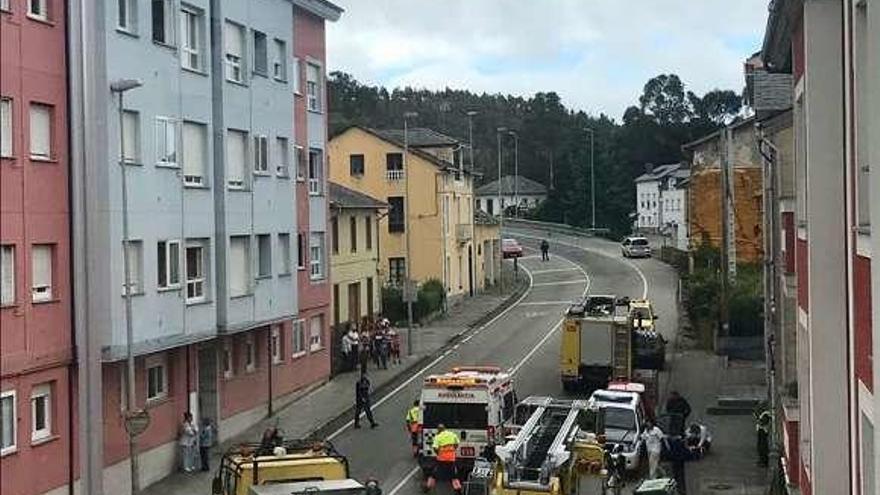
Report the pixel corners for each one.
[456,224,472,243]
[386,169,405,181]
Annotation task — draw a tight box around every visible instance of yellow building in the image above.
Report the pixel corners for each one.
[328,126,499,300]
[329,182,386,330]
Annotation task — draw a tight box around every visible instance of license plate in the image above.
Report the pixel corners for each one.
[460,446,476,457]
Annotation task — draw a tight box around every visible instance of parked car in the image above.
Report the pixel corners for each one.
[621,236,652,258]
[502,238,523,258]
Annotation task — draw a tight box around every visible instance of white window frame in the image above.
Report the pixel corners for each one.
[157,240,181,289]
[226,129,248,189]
[122,240,144,295]
[31,244,53,302]
[1,97,12,158]
[185,241,207,304]
[295,145,306,182]
[309,314,323,352]
[30,384,51,443]
[252,29,268,76]
[179,5,203,71]
[151,0,175,45]
[122,110,140,164]
[271,326,282,364]
[272,39,287,82]
[308,148,323,196]
[244,334,256,372]
[278,233,291,275]
[27,0,48,21]
[1,245,14,306]
[306,62,321,112]
[256,234,272,279]
[228,235,251,297]
[309,233,325,280]
[291,319,306,357]
[222,342,233,379]
[292,58,301,94]
[1,390,16,455]
[145,354,168,402]
[253,134,269,174]
[1,0,11,13]
[224,21,245,84]
[275,137,290,177]
[29,103,52,160]
[182,120,207,186]
[117,0,137,33]
[296,233,306,271]
[155,116,179,167]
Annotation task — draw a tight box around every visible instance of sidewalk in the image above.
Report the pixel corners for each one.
[142,269,527,495]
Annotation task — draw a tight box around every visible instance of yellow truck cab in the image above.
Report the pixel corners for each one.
[212,439,350,495]
[560,295,631,392]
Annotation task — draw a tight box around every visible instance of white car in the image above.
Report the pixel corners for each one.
[621,236,652,258]
[588,389,647,471]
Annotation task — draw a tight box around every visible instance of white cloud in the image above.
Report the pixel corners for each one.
[326,0,769,119]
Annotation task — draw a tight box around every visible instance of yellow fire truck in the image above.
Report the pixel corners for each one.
[560,295,632,393]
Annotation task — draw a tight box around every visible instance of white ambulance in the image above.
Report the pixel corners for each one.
[418,366,517,465]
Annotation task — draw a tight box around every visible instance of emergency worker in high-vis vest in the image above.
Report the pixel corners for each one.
[405,400,421,457]
[426,424,461,492]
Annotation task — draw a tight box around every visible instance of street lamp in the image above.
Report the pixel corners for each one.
[403,111,418,356]
[496,127,508,292]
[111,77,143,495]
[584,127,595,230]
[466,111,478,297]
[508,130,519,218]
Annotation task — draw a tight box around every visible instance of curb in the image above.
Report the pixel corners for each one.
[308,277,531,440]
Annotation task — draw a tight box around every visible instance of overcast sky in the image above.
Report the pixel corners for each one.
[326,0,769,121]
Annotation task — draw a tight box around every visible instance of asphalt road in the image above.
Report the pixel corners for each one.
[329,225,680,495]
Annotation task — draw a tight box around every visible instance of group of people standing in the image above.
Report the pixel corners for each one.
[341,317,401,374]
[178,412,216,474]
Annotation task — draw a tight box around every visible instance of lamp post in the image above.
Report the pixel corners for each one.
[584,127,595,230]
[403,111,418,356]
[466,111,478,297]
[111,78,144,495]
[496,127,508,292]
[508,130,519,217]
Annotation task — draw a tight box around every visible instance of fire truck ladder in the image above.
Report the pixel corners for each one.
[612,320,632,381]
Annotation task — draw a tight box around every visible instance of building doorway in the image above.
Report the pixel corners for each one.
[197,345,218,432]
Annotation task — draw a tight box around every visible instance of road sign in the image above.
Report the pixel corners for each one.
[402,280,418,303]
[124,409,151,437]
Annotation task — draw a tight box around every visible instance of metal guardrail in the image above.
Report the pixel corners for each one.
[504,218,611,237]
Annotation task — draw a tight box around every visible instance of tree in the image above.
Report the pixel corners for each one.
[689,89,742,126]
[638,74,692,125]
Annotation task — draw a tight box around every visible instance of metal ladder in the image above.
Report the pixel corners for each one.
[612,322,631,380]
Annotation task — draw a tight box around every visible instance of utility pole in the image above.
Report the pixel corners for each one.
[496,127,508,292]
[719,126,734,346]
[585,127,595,230]
[467,111,478,297]
[509,130,519,217]
[403,111,418,356]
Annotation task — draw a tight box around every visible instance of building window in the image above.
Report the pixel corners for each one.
[366,277,374,316]
[271,326,282,364]
[180,5,203,71]
[252,30,268,76]
[244,334,256,372]
[349,217,358,253]
[256,234,271,279]
[292,319,306,356]
[155,117,178,167]
[1,98,12,158]
[151,0,174,45]
[224,21,245,83]
[278,233,291,275]
[122,240,143,295]
[182,121,206,186]
[275,137,289,177]
[146,355,167,401]
[121,110,140,164]
[31,244,53,302]
[1,0,11,12]
[306,62,321,112]
[308,148,323,195]
[1,390,15,454]
[309,314,323,351]
[185,241,207,303]
[330,217,339,254]
[222,342,233,378]
[226,129,247,189]
[272,39,287,81]
[229,236,250,297]
[253,135,269,174]
[30,384,51,442]
[388,196,405,233]
[350,154,365,176]
[386,152,403,180]
[295,145,306,181]
[309,233,325,280]
[292,57,301,94]
[296,233,305,270]
[332,284,340,326]
[388,257,406,286]
[27,0,48,20]
[157,240,180,289]
[1,245,14,305]
[365,217,372,251]
[117,0,137,32]
[29,103,52,160]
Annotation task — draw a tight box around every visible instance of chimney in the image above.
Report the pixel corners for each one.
[644,163,655,175]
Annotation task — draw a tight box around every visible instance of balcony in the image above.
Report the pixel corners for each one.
[456,224,472,243]
[386,169,405,181]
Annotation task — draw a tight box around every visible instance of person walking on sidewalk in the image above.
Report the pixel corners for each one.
[199,417,216,471]
[755,409,771,467]
[388,327,401,365]
[641,419,665,479]
[405,400,421,457]
[359,330,371,375]
[354,373,378,429]
[666,391,692,423]
[179,412,198,473]
[540,239,550,261]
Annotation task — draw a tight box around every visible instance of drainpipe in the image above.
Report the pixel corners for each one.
[267,329,273,417]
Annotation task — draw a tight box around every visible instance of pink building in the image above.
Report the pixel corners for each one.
[0,2,74,495]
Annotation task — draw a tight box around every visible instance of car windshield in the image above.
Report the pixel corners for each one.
[502,239,518,247]
[631,239,649,246]
[603,407,636,431]
[423,402,488,430]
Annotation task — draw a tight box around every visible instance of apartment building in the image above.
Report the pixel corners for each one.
[328,126,493,300]
[633,162,690,250]
[0,2,73,495]
[760,0,879,494]
[66,1,341,493]
[475,175,548,216]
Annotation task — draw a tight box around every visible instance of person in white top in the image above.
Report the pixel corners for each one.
[641,419,666,479]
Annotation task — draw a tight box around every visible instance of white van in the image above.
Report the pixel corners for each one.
[587,388,647,471]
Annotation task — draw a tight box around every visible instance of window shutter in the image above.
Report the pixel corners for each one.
[225,22,242,58]
[31,245,51,298]
[122,111,138,162]
[226,131,246,187]
[229,237,248,296]
[183,122,205,183]
[1,99,11,157]
[29,104,51,158]
[1,246,13,304]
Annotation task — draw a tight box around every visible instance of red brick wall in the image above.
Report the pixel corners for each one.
[853,255,872,391]
[797,238,809,313]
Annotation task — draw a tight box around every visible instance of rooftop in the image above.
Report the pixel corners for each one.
[476,175,548,196]
[329,182,386,210]
[372,128,460,148]
[634,163,683,183]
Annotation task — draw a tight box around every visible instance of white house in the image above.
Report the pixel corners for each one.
[476,175,548,216]
[634,163,690,250]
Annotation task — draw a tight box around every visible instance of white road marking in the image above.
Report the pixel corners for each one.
[387,466,422,495]
[529,268,580,275]
[519,301,575,306]
[532,279,587,287]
